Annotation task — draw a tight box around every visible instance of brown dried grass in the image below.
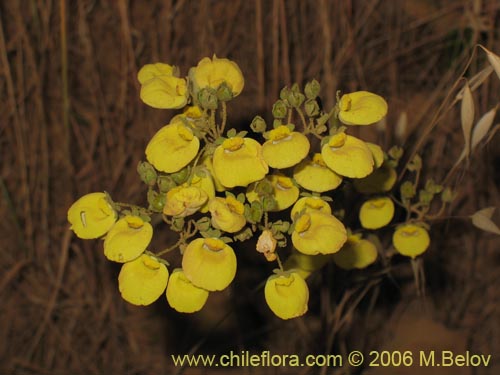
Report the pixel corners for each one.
[0,0,499,374]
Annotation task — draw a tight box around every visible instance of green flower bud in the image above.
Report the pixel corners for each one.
[425,179,443,194]
[137,161,157,186]
[400,181,416,199]
[388,146,404,160]
[147,189,165,212]
[262,196,277,211]
[441,187,455,203]
[304,99,320,117]
[216,82,234,102]
[171,167,190,184]
[157,175,176,193]
[195,217,211,232]
[288,91,305,108]
[251,116,267,133]
[280,86,291,101]
[419,189,433,205]
[198,87,218,110]
[407,154,422,172]
[272,100,288,119]
[255,179,274,196]
[304,79,320,99]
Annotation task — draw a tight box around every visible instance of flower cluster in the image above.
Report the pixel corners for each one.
[68,55,452,320]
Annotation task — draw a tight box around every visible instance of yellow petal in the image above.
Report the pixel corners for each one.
[163,185,208,217]
[118,254,169,306]
[338,91,388,126]
[353,162,397,194]
[190,56,244,97]
[290,197,331,220]
[67,192,117,239]
[137,63,177,84]
[293,154,343,192]
[366,142,384,168]
[333,236,378,269]
[140,76,188,109]
[264,272,309,320]
[212,137,268,188]
[146,122,200,173]
[292,211,347,255]
[262,126,310,169]
[104,215,153,263]
[321,134,374,178]
[270,175,299,211]
[166,269,209,313]
[208,197,246,233]
[359,197,394,229]
[190,167,216,213]
[182,238,237,291]
[393,224,430,258]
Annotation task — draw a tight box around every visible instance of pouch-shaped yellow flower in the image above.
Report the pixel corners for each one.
[246,175,299,211]
[166,269,209,313]
[353,163,397,194]
[212,137,268,188]
[290,196,331,220]
[393,224,430,258]
[146,121,200,173]
[366,142,384,168]
[190,167,216,213]
[67,192,117,239]
[118,254,169,306]
[284,251,331,279]
[332,235,378,270]
[262,126,310,169]
[359,197,394,229]
[182,238,237,291]
[338,91,388,126]
[138,63,187,109]
[208,196,246,233]
[189,56,244,97]
[104,215,153,263]
[321,132,374,178]
[292,211,347,255]
[293,153,343,192]
[163,185,208,217]
[264,272,309,320]
[202,155,225,192]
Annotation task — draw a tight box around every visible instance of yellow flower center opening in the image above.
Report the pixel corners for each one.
[183,105,202,119]
[400,227,420,237]
[274,274,294,288]
[275,176,293,190]
[269,126,292,142]
[295,213,311,233]
[204,238,225,252]
[305,198,326,210]
[369,199,388,209]
[226,196,245,215]
[312,153,326,167]
[328,132,347,148]
[340,95,352,112]
[125,216,144,229]
[176,123,194,141]
[142,255,161,270]
[222,137,245,152]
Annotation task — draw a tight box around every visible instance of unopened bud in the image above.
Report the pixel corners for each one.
[216,82,233,102]
[137,161,157,186]
[198,87,218,110]
[251,116,267,133]
[305,99,320,117]
[272,100,288,119]
[304,79,320,99]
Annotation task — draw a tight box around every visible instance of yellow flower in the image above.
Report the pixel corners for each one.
[212,137,268,188]
[366,142,384,168]
[264,272,309,320]
[67,192,117,239]
[138,63,188,109]
[182,238,237,291]
[118,254,169,306]
[392,224,430,258]
[202,155,225,192]
[353,162,397,194]
[321,132,374,178]
[261,126,310,169]
[104,215,153,263]
[284,251,331,279]
[163,185,208,217]
[189,167,216,213]
[293,153,343,192]
[332,235,378,270]
[290,196,331,220]
[292,211,347,255]
[338,91,388,126]
[166,269,209,313]
[208,196,246,233]
[189,56,244,97]
[359,197,394,229]
[145,121,200,173]
[246,175,299,211]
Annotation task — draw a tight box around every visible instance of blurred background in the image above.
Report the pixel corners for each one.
[0,0,499,374]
